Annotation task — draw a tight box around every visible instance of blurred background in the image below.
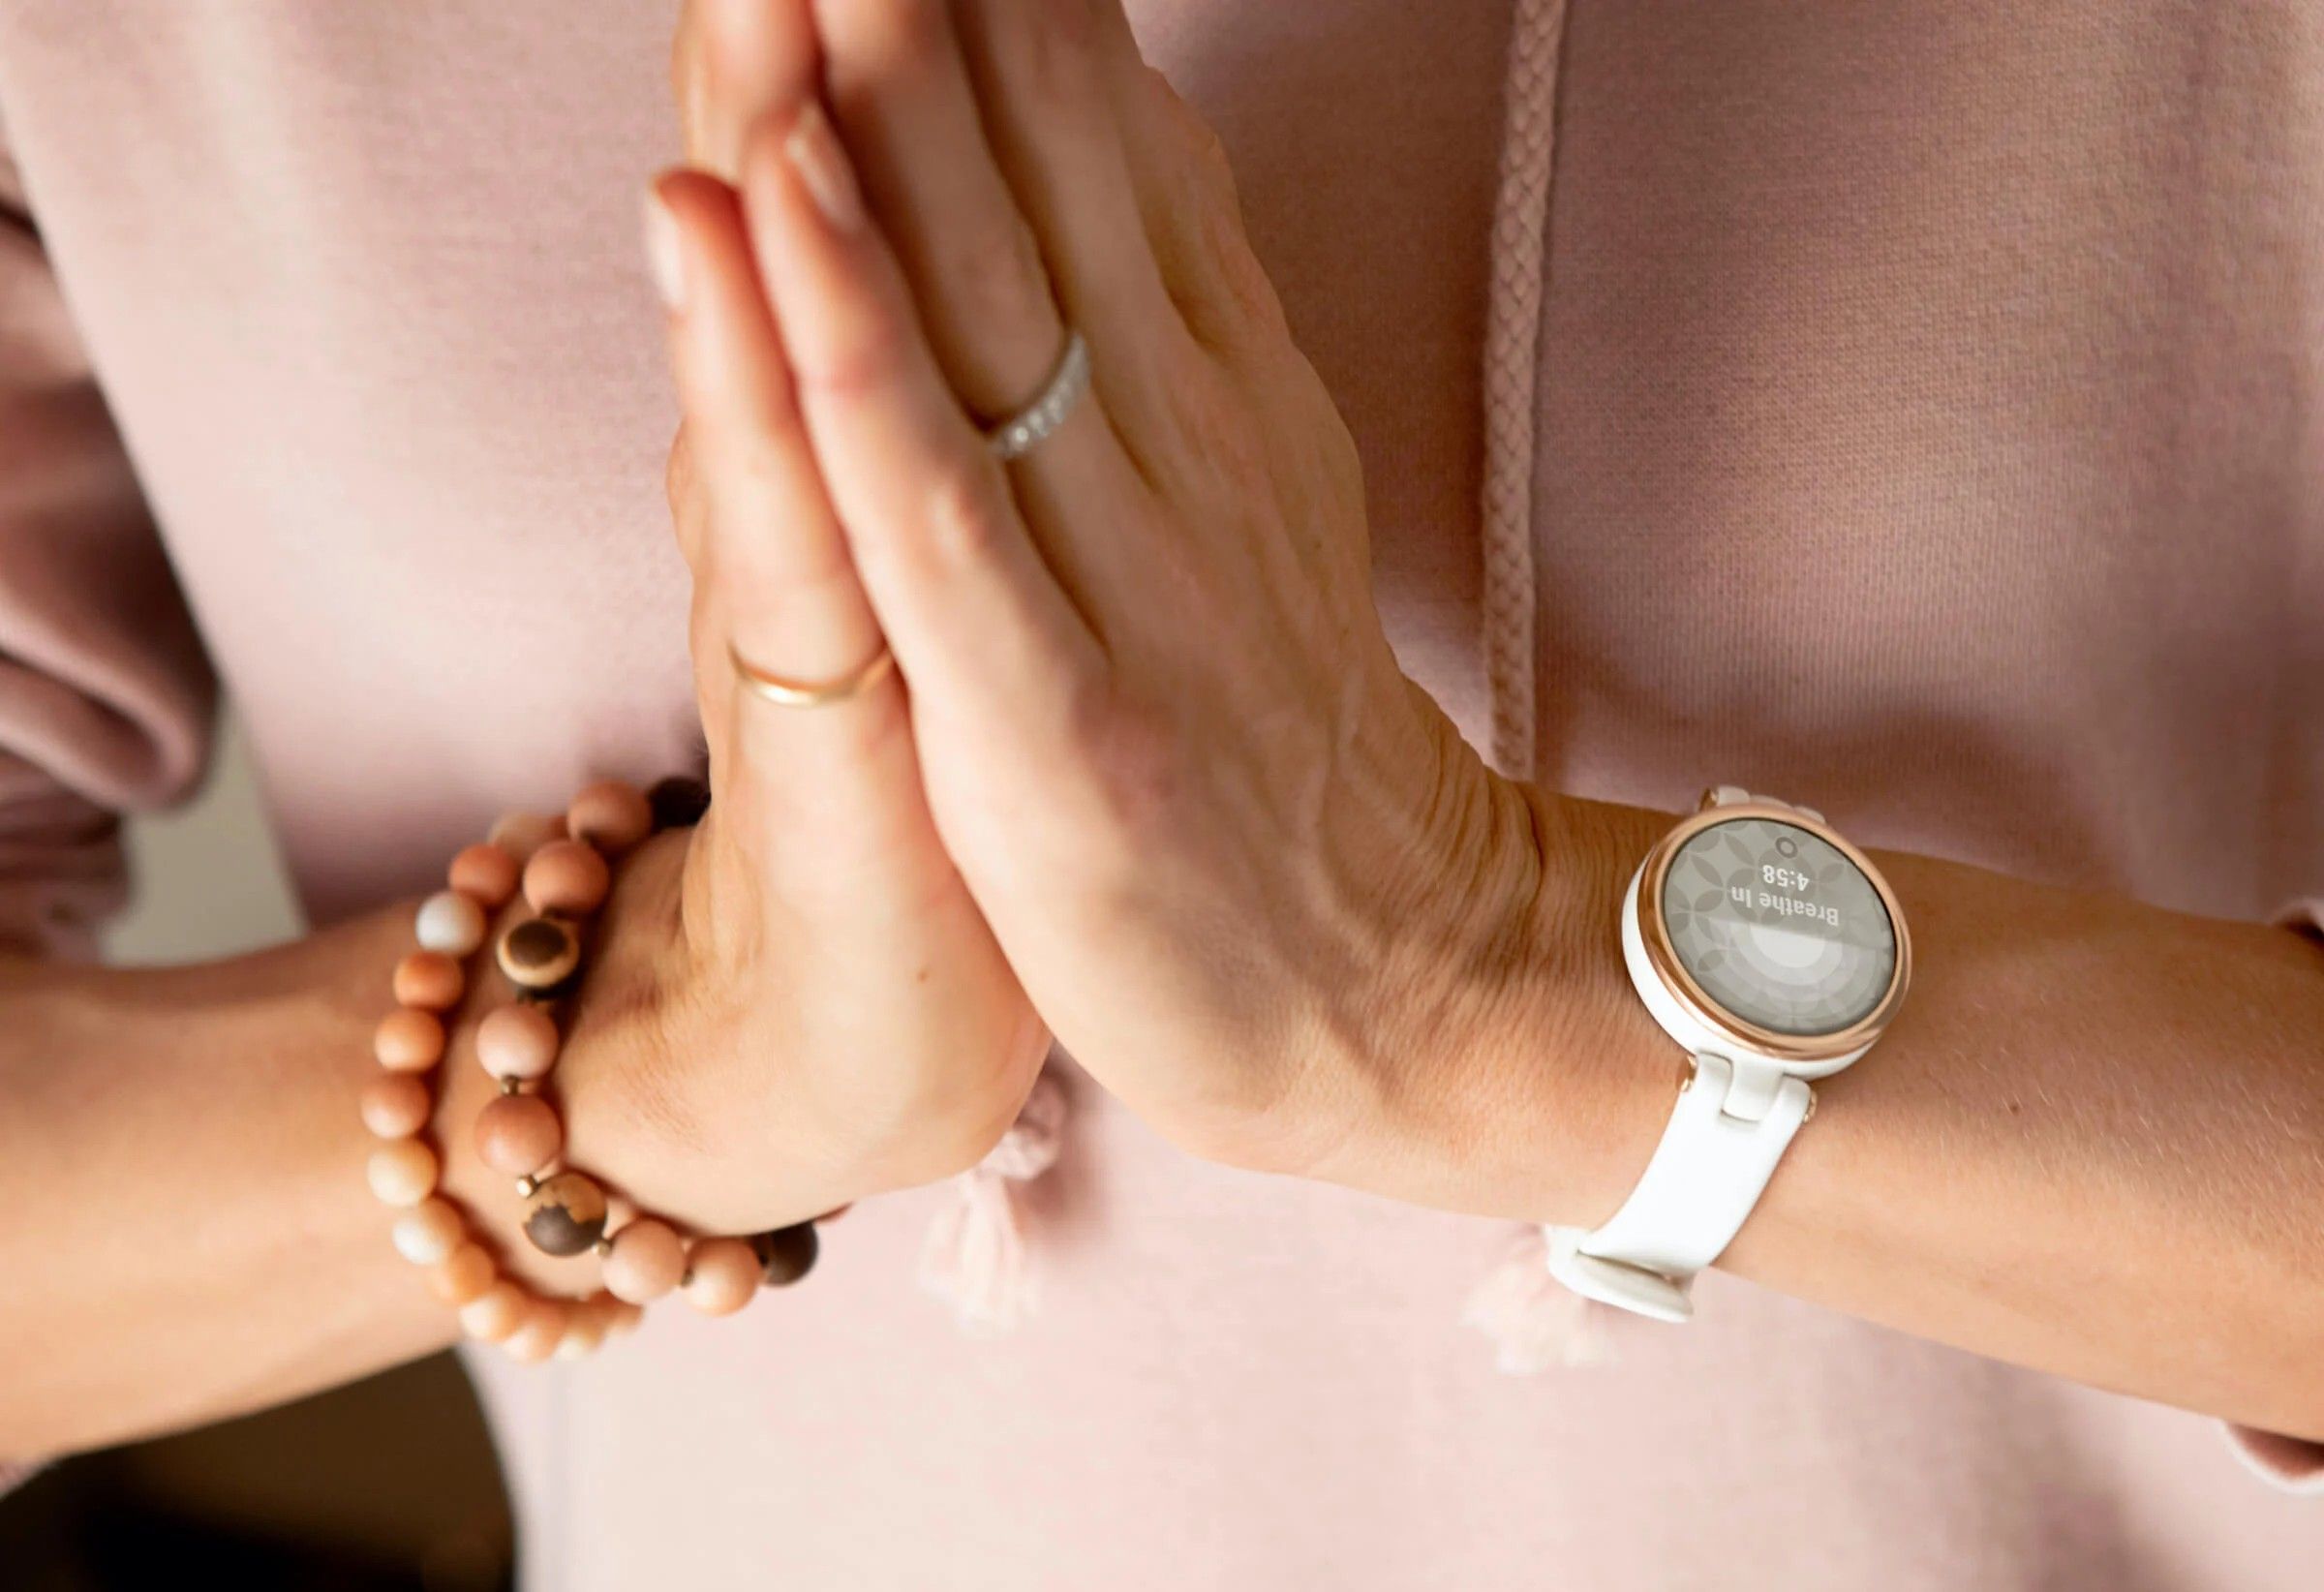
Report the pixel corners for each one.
[0,717,515,1591]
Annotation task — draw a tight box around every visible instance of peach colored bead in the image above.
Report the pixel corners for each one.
[522,838,611,917]
[474,1091,563,1177]
[476,1002,560,1081]
[366,1138,439,1208]
[447,841,521,908]
[555,1299,609,1360]
[681,1237,761,1317]
[359,1073,433,1139]
[391,950,465,1011]
[458,1279,529,1342]
[566,781,654,856]
[502,1298,568,1362]
[602,1298,645,1337]
[486,810,561,864]
[602,1217,687,1304]
[390,1196,466,1266]
[413,889,487,957]
[428,1242,499,1306]
[373,1007,446,1073]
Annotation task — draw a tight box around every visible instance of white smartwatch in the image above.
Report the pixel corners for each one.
[1544,787,1911,1323]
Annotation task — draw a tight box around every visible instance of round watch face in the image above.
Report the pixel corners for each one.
[1657,816,1898,1037]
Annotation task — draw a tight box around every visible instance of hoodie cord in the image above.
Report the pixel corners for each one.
[1462,0,1606,1371]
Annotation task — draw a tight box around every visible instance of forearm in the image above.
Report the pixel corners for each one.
[0,888,635,1456]
[1529,797,2324,1440]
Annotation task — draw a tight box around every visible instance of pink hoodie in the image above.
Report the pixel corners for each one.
[1,1,2318,1584]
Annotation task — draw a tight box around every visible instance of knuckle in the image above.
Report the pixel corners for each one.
[1010,0,1103,114]
[664,425,698,510]
[1066,682,1182,837]
[919,456,1018,568]
[792,320,913,407]
[827,0,947,104]
[942,218,1055,347]
[1166,365,1269,494]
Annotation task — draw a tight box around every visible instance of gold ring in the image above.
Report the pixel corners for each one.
[727,639,897,708]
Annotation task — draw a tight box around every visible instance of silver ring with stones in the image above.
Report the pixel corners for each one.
[984,330,1091,462]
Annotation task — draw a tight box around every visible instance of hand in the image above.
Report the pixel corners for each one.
[536,1,1051,1242]
[688,0,1613,1219]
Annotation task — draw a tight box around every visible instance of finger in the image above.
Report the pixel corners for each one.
[821,0,1191,420]
[1078,0,1286,358]
[801,0,1169,617]
[680,0,821,179]
[736,104,1106,727]
[650,168,926,889]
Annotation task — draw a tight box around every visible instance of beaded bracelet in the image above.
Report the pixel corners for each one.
[360,775,818,1363]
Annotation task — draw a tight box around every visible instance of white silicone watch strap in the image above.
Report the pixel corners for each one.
[1544,786,1821,1323]
[1544,1055,1810,1321]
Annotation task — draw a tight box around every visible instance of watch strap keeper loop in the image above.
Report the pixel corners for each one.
[1544,1053,1812,1320]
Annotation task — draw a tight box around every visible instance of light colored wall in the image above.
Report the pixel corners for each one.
[104,712,303,966]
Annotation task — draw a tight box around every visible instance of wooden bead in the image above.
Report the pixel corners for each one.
[391,950,465,1011]
[749,1222,819,1288]
[602,1217,687,1304]
[521,1171,608,1257]
[815,1204,851,1223]
[681,1237,760,1317]
[475,1091,563,1177]
[555,1297,610,1360]
[486,811,562,865]
[601,1297,646,1338]
[391,1196,466,1266]
[373,1007,446,1073]
[448,842,521,908]
[501,1297,568,1362]
[497,917,580,991]
[414,890,487,957]
[428,1242,499,1306]
[476,1002,560,1081]
[646,775,711,832]
[459,1279,530,1342]
[359,1073,433,1139]
[523,839,611,917]
[366,1138,439,1208]
[567,781,654,857]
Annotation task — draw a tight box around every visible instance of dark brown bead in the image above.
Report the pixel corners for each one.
[522,1172,608,1257]
[646,774,711,833]
[497,916,580,991]
[749,1222,819,1287]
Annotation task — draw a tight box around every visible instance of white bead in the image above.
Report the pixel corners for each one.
[414,890,487,956]
[391,1199,463,1266]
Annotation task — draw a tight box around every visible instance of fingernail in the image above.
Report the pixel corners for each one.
[643,186,685,311]
[783,102,864,232]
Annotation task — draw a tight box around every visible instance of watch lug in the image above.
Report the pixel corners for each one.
[1712,1053,1789,1122]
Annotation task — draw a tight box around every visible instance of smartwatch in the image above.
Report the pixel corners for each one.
[1544,787,1910,1323]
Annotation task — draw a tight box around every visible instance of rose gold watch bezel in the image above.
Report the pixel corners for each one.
[1636,797,1911,1064]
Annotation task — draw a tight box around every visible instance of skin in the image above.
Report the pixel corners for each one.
[661,0,2324,1443]
[3,0,2319,1468]
[0,6,1051,1459]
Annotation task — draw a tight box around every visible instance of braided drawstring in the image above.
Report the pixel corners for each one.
[920,1067,1067,1334]
[1469,0,1601,1372]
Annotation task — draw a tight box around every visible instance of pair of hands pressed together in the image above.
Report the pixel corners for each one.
[552,0,1630,1244]
[450,1,2324,1445]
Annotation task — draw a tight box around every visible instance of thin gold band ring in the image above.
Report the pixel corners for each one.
[727,639,897,709]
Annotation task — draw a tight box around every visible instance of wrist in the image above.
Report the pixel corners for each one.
[1305,772,1675,1228]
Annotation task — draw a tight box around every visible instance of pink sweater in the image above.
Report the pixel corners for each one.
[3,1,2319,1584]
